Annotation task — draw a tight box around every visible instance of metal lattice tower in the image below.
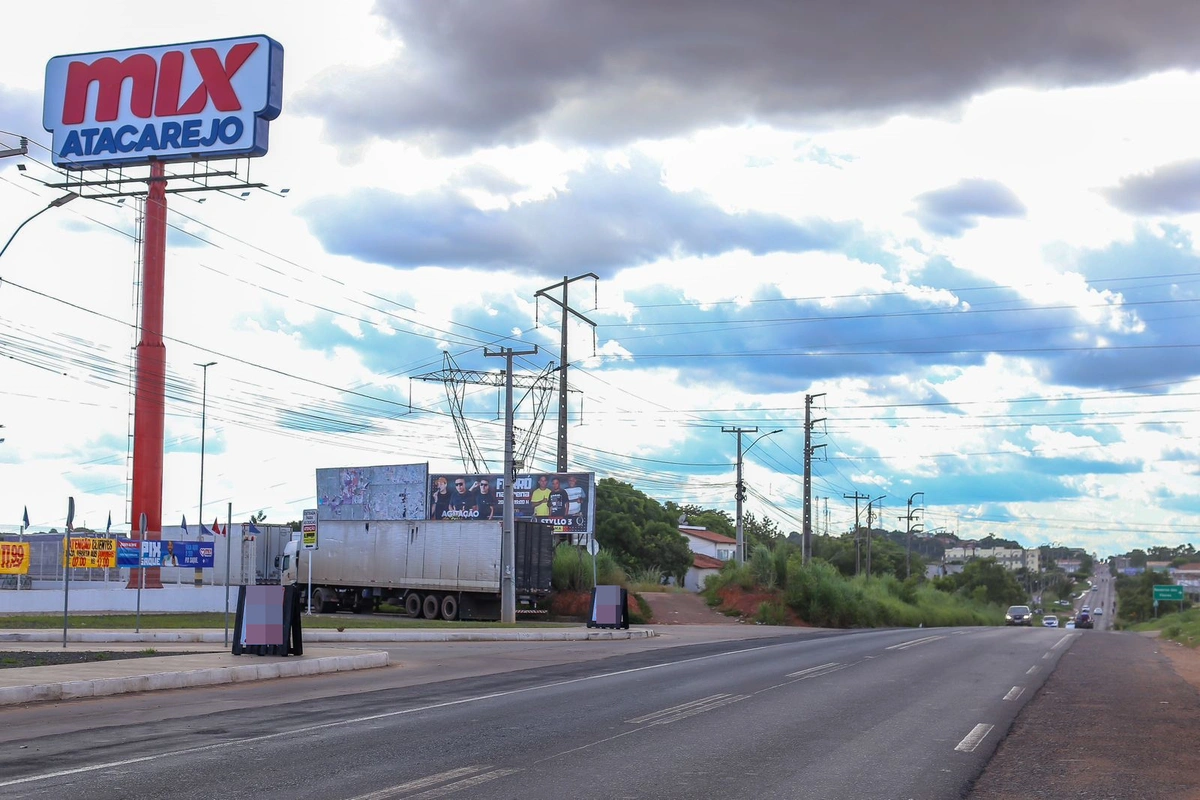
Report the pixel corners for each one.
[412,352,575,472]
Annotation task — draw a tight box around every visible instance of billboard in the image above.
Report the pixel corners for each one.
[429,472,595,535]
[316,464,428,522]
[43,35,284,168]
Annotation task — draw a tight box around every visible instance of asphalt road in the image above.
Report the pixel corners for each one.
[0,626,1078,800]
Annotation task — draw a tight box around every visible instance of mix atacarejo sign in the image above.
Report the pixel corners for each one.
[43,35,284,168]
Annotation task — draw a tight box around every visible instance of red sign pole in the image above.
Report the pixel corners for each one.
[127,160,167,589]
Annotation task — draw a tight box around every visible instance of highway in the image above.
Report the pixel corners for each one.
[0,626,1080,800]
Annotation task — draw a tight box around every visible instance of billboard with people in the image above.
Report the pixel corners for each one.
[428,472,595,535]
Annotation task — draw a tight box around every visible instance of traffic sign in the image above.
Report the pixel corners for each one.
[1153,584,1184,602]
[301,508,318,551]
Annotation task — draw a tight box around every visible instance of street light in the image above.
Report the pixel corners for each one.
[196,362,217,545]
[0,193,79,260]
[727,427,782,564]
[905,491,925,579]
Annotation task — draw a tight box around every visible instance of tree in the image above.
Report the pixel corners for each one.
[250,510,267,524]
[594,479,692,582]
[943,558,1026,607]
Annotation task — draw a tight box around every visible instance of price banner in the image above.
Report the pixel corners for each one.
[0,542,30,574]
[62,537,117,569]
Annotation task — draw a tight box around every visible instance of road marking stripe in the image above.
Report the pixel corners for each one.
[345,767,488,800]
[0,639,791,790]
[1003,686,1024,701]
[954,723,994,753]
[786,662,841,678]
[1026,666,1038,675]
[1042,652,1051,659]
[627,694,731,724]
[1051,633,1074,650]
[649,694,750,725]
[885,635,946,651]
[407,769,521,800]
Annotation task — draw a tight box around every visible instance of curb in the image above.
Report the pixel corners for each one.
[0,629,656,644]
[0,651,390,707]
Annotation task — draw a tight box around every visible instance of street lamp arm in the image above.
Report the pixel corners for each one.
[745,428,783,455]
[0,193,79,260]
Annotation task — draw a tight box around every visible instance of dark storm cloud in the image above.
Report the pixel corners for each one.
[301,157,852,276]
[298,0,1200,151]
[1105,160,1200,215]
[912,179,1026,237]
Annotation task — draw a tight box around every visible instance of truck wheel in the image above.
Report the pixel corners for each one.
[440,594,459,621]
[404,594,421,617]
[422,594,441,620]
[313,589,337,614]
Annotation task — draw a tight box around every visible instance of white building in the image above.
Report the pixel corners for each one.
[943,545,1033,573]
[678,526,736,591]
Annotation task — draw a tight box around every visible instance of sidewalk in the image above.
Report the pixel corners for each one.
[0,626,654,707]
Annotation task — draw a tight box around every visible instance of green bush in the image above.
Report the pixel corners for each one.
[596,550,627,586]
[751,545,776,590]
[755,601,789,626]
[552,543,592,591]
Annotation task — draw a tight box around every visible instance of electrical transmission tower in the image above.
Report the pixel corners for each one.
[412,352,572,472]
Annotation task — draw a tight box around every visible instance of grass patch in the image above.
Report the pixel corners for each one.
[0,612,578,630]
[1131,607,1200,647]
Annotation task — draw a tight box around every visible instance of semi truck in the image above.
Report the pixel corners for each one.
[281,518,553,620]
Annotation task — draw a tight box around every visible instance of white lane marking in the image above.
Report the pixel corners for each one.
[1003,686,1024,701]
[647,694,750,726]
[627,694,733,724]
[0,639,787,790]
[1026,666,1039,675]
[1042,652,1052,659]
[955,723,995,753]
[786,662,840,678]
[407,769,520,800]
[885,635,946,651]
[1051,633,1074,650]
[346,767,489,800]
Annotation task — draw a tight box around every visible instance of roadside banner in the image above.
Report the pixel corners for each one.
[116,540,214,569]
[62,537,117,568]
[428,471,595,535]
[0,542,30,574]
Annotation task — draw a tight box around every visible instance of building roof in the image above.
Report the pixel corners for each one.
[1174,563,1200,572]
[680,528,736,545]
[692,553,726,570]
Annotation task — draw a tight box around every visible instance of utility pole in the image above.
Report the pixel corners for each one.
[902,491,924,579]
[534,274,598,471]
[723,426,780,563]
[865,496,885,580]
[844,492,869,575]
[486,344,539,623]
[803,393,826,564]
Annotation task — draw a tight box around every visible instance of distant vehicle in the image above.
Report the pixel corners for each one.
[1005,605,1033,626]
[1093,607,1103,616]
[1082,605,1090,612]
[1058,600,1070,607]
[1043,615,1059,628]
[1075,612,1093,629]
[1065,620,1076,629]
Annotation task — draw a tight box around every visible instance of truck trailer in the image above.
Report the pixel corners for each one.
[281,518,553,620]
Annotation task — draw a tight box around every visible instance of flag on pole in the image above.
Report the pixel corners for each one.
[22,506,29,531]
[181,514,188,535]
[212,518,223,536]
[248,520,262,537]
[106,512,112,535]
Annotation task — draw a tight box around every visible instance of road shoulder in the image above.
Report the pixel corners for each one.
[969,631,1200,799]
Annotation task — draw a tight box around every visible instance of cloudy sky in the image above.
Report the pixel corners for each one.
[2,0,1199,558]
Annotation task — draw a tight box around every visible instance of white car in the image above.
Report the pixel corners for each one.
[1043,615,1059,628]
[1093,607,1103,616]
[1082,606,1090,613]
[1065,620,1076,629]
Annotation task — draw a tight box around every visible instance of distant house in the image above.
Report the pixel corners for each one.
[679,526,736,592]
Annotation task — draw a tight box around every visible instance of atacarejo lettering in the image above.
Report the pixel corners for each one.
[59,116,245,159]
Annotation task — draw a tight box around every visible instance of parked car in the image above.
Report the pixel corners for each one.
[1043,615,1059,628]
[1005,605,1033,626]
